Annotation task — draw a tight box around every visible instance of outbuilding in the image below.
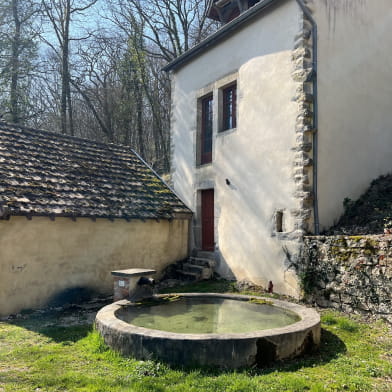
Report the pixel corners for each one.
[0,122,191,316]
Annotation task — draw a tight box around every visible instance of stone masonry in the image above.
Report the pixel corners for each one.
[299,235,392,322]
[290,1,316,237]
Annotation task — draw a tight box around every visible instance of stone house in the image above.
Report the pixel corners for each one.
[164,0,392,296]
[0,122,191,316]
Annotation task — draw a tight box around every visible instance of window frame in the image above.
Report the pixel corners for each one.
[199,93,214,165]
[195,73,238,167]
[221,82,237,132]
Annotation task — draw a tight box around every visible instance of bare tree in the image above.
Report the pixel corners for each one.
[0,0,41,123]
[0,0,215,173]
[71,32,124,142]
[99,0,217,171]
[111,0,217,62]
[41,0,98,135]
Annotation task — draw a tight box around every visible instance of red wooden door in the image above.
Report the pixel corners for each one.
[201,189,214,251]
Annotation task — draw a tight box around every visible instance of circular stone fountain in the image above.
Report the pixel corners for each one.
[95,293,320,368]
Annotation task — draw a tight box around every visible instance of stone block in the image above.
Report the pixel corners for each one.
[292,68,314,83]
[329,293,340,302]
[316,297,330,308]
[342,304,353,313]
[291,47,311,61]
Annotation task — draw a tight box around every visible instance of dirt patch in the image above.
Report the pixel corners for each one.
[1,296,112,327]
[326,173,392,235]
[0,365,29,373]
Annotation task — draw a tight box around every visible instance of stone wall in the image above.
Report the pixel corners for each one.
[299,235,392,322]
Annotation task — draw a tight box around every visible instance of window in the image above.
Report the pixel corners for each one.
[222,83,237,131]
[275,210,283,233]
[200,94,213,164]
[196,76,237,166]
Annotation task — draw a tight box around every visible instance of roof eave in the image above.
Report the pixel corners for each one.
[162,0,281,72]
[1,210,192,222]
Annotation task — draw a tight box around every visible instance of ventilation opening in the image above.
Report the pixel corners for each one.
[275,210,283,232]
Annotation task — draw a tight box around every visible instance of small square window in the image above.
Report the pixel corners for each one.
[221,83,237,131]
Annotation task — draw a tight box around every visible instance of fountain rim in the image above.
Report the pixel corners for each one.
[95,293,320,340]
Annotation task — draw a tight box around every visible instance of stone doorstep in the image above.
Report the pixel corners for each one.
[176,270,200,281]
[188,256,216,268]
[182,263,213,279]
[182,262,205,272]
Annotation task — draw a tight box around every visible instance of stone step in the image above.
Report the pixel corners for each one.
[176,270,200,281]
[182,262,204,273]
[182,263,213,280]
[195,251,215,259]
[188,256,216,268]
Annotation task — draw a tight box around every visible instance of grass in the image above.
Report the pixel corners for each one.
[0,281,391,392]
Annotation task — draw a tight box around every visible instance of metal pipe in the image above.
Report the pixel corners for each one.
[295,0,320,235]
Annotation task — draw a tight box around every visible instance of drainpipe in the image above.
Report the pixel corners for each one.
[295,0,320,235]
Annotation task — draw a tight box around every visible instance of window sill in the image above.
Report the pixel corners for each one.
[218,127,237,136]
[196,162,213,169]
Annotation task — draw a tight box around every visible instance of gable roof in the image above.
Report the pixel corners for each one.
[0,122,191,221]
[163,0,282,72]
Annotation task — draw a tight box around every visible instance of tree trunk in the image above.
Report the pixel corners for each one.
[10,0,21,123]
[60,0,71,135]
[135,81,145,158]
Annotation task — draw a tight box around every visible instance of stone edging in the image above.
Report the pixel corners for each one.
[95,293,320,368]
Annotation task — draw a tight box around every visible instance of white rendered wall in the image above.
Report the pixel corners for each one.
[314,0,392,230]
[171,0,302,296]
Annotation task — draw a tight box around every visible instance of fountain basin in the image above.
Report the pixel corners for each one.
[95,293,320,368]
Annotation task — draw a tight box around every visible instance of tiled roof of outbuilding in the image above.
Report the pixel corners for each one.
[0,122,191,220]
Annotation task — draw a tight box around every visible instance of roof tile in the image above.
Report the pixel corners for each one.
[0,122,191,220]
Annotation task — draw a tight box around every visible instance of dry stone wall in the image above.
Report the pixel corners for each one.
[300,235,392,322]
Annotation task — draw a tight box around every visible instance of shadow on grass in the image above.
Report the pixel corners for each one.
[7,303,98,344]
[38,324,92,343]
[8,315,346,374]
[170,327,346,376]
[4,281,346,374]
[10,316,93,343]
[254,328,347,374]
[6,288,112,343]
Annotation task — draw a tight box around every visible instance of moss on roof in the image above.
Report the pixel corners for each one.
[0,122,191,220]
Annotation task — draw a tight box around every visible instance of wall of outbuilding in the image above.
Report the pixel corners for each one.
[0,216,190,316]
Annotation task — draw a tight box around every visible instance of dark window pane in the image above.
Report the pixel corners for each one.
[201,95,213,164]
[222,84,236,131]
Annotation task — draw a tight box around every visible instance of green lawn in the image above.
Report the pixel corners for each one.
[0,281,391,392]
